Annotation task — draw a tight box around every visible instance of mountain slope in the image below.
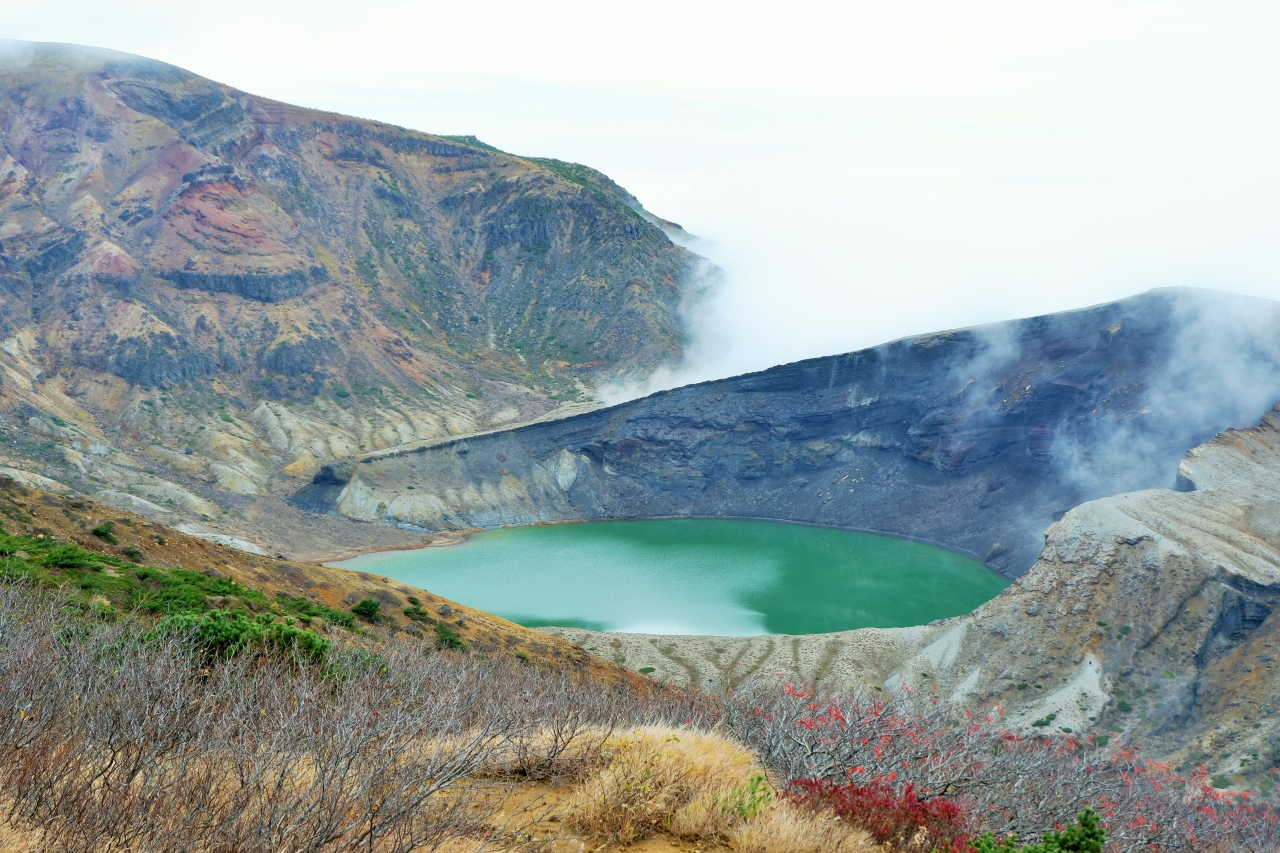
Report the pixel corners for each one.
[0,471,642,683]
[0,40,702,550]
[295,288,1280,576]
[550,405,1280,782]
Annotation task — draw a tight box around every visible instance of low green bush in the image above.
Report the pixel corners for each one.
[276,592,356,627]
[352,598,381,621]
[403,604,432,621]
[152,610,330,662]
[91,521,117,544]
[3,530,268,616]
[43,544,99,569]
[434,621,466,651]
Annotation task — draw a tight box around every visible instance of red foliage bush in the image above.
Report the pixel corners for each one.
[724,683,1280,852]
[787,776,971,852]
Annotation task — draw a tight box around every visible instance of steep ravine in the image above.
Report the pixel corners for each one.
[296,288,1280,577]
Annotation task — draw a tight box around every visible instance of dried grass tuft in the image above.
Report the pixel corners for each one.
[562,725,758,843]
[561,725,876,852]
[729,800,876,853]
[0,813,43,853]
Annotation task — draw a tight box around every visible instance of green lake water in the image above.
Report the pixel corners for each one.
[332,519,1009,636]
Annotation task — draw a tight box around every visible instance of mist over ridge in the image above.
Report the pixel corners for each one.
[300,287,1280,579]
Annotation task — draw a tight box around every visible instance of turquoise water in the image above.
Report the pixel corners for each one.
[332,519,1008,636]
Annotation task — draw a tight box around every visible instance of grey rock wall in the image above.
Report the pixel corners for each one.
[542,407,1280,779]
[295,288,1280,577]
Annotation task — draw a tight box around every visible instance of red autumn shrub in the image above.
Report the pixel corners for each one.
[787,776,971,852]
[724,683,1280,853]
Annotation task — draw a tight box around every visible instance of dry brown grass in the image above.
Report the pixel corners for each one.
[562,726,755,843]
[728,801,875,853]
[0,811,42,853]
[559,725,878,852]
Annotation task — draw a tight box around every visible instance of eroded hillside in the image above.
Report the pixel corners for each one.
[545,405,1280,783]
[0,40,702,552]
[297,288,1280,576]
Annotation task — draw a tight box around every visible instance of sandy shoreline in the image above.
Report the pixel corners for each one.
[303,531,472,565]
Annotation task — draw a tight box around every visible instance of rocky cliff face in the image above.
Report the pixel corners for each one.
[296,288,1280,576]
[543,406,1280,784]
[0,41,701,553]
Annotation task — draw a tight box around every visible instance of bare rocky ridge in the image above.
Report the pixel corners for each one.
[542,407,1280,783]
[296,288,1280,577]
[0,40,702,552]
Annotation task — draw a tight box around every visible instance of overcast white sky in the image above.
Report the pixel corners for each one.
[9,1,1280,382]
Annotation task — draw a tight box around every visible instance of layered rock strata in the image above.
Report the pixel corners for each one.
[0,40,701,551]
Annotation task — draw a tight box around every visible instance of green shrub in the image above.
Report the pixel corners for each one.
[91,522,117,544]
[43,544,99,569]
[152,610,259,658]
[152,610,329,662]
[276,593,356,628]
[716,773,772,820]
[263,619,331,661]
[122,545,143,563]
[434,621,467,651]
[970,808,1105,853]
[352,598,381,621]
[403,604,433,622]
[137,582,207,614]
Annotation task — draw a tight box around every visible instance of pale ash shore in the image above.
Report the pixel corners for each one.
[535,624,930,693]
[310,531,470,565]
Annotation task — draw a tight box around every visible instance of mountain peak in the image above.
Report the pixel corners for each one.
[0,41,704,550]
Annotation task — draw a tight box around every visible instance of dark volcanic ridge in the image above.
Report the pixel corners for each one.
[296,288,1280,577]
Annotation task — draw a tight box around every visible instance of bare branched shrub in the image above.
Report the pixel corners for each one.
[0,584,700,852]
[723,683,1280,853]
